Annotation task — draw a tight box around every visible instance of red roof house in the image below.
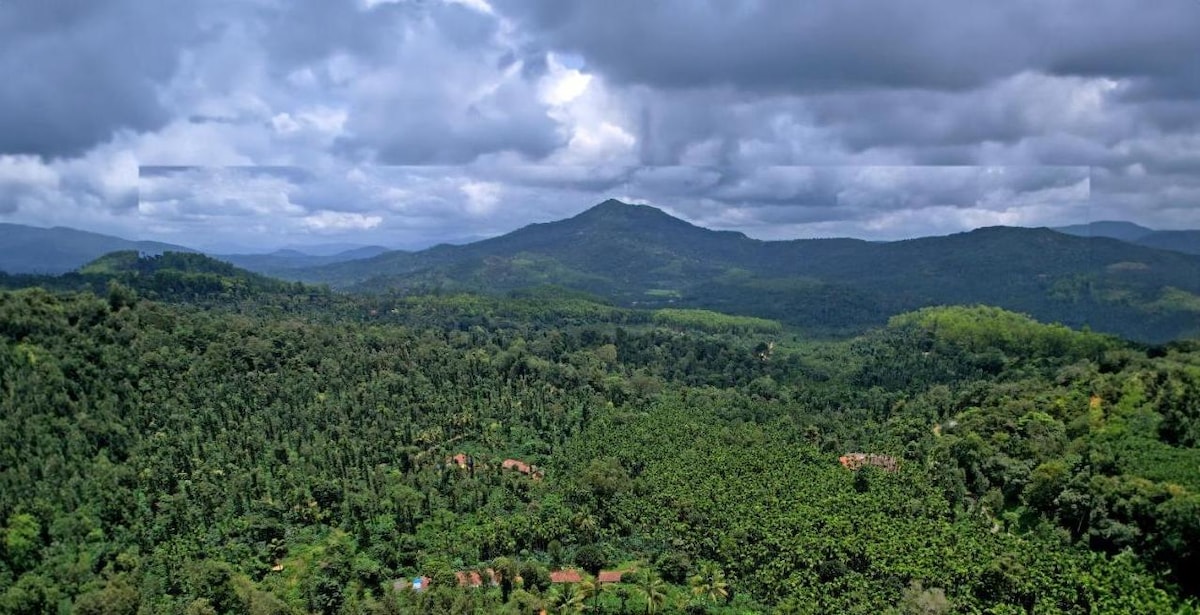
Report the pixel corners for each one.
[502,458,531,473]
[456,571,480,587]
[838,453,899,472]
[549,569,583,583]
[456,568,499,588]
[502,458,545,480]
[597,570,624,584]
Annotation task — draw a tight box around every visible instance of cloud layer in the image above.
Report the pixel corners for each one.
[2,0,1198,250]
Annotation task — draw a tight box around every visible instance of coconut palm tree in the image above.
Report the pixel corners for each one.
[492,556,520,603]
[689,562,729,604]
[545,584,585,614]
[576,574,603,613]
[615,586,631,615]
[633,568,668,615]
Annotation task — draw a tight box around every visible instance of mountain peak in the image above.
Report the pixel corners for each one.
[572,199,690,225]
[581,198,658,216]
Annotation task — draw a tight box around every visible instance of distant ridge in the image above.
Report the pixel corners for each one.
[1053,220,1155,242]
[1052,220,1200,255]
[0,222,394,275]
[0,223,196,274]
[1134,230,1200,256]
[218,245,392,273]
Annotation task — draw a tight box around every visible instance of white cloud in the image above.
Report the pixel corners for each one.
[461,180,502,215]
[444,0,496,16]
[301,210,384,231]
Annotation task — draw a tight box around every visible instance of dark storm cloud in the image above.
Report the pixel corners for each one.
[0,0,204,158]
[350,92,564,165]
[496,0,1200,230]
[477,164,637,193]
[497,0,1035,92]
[497,0,1200,96]
[140,166,313,182]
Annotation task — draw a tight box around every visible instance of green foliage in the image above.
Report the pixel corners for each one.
[3,514,41,574]
[652,309,782,335]
[887,305,1115,361]
[574,545,606,577]
[0,281,1197,613]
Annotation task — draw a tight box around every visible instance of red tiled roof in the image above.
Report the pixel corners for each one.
[839,453,899,472]
[456,568,499,587]
[549,569,583,583]
[597,570,623,583]
[502,458,545,481]
[502,458,531,473]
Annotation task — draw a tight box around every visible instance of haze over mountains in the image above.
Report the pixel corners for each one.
[0,223,390,276]
[0,223,197,275]
[1053,221,1200,255]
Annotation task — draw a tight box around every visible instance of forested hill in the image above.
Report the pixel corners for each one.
[0,251,306,304]
[283,200,1200,343]
[285,199,759,290]
[2,277,1199,613]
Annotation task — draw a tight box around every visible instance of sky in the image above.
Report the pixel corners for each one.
[1,0,1198,252]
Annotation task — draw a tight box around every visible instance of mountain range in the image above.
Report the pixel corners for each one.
[1053,221,1200,255]
[0,223,388,275]
[2,200,1198,341]
[217,245,391,275]
[270,200,1200,341]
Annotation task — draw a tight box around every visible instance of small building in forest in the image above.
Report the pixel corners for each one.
[456,569,499,588]
[502,458,545,480]
[394,576,431,592]
[838,453,899,472]
[549,569,583,583]
[597,570,624,584]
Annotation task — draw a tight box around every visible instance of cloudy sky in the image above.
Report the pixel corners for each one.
[2,0,1198,251]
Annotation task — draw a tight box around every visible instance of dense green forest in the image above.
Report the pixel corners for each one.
[2,255,1199,613]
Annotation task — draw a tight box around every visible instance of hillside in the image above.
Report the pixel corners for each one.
[1135,230,1200,256]
[289,199,756,291]
[2,281,1197,612]
[0,250,303,304]
[0,223,195,274]
[285,200,1200,342]
[1054,221,1200,256]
